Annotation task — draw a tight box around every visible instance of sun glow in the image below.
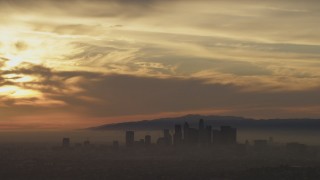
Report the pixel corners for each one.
[1,54,23,70]
[0,33,51,70]
[3,74,35,83]
[0,85,42,99]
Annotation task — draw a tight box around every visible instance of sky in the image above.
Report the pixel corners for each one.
[0,0,320,130]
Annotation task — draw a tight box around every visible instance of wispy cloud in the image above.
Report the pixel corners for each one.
[0,0,320,129]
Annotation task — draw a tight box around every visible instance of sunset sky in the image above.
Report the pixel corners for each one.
[1,0,320,130]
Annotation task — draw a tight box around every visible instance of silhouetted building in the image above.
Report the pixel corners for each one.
[145,135,151,146]
[212,129,221,145]
[122,123,237,148]
[198,119,212,145]
[199,119,205,130]
[157,137,166,145]
[286,142,307,154]
[206,125,212,144]
[254,139,268,151]
[62,137,70,147]
[198,119,207,145]
[126,131,134,147]
[173,124,183,145]
[188,128,199,144]
[134,139,145,147]
[134,139,145,146]
[157,129,172,146]
[164,129,170,138]
[211,126,237,145]
[183,122,190,144]
[164,129,172,145]
[220,126,237,144]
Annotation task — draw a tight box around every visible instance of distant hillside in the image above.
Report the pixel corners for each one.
[88,114,320,131]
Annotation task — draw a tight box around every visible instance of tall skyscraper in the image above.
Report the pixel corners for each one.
[139,139,145,145]
[126,131,134,147]
[164,129,170,139]
[199,119,205,130]
[163,129,172,145]
[174,124,183,145]
[183,122,190,144]
[198,119,207,145]
[145,135,151,146]
[157,129,172,146]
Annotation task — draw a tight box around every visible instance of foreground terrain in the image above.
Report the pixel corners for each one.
[1,143,320,180]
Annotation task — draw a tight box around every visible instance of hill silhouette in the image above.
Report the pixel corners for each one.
[88,114,320,131]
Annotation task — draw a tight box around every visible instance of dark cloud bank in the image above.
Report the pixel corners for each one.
[1,60,320,119]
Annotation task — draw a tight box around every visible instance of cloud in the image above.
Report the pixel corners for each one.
[14,41,28,51]
[32,23,107,36]
[0,57,8,67]
[1,0,320,129]
[1,63,320,124]
[0,0,166,19]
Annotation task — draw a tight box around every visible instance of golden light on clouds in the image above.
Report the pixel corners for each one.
[3,73,34,83]
[0,85,41,99]
[0,0,320,129]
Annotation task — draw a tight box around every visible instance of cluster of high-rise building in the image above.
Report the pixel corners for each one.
[125,119,237,147]
[124,131,152,147]
[60,119,237,148]
[60,120,309,155]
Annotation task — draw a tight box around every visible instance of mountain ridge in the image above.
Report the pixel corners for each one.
[88,114,320,131]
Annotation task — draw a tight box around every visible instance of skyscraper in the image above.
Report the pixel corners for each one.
[199,119,205,130]
[145,135,151,146]
[164,129,170,139]
[157,129,172,146]
[164,129,172,145]
[126,131,134,147]
[220,126,237,144]
[212,129,221,145]
[174,124,183,145]
[188,128,199,144]
[198,119,207,145]
[206,125,212,144]
[183,122,190,144]
[254,139,268,151]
